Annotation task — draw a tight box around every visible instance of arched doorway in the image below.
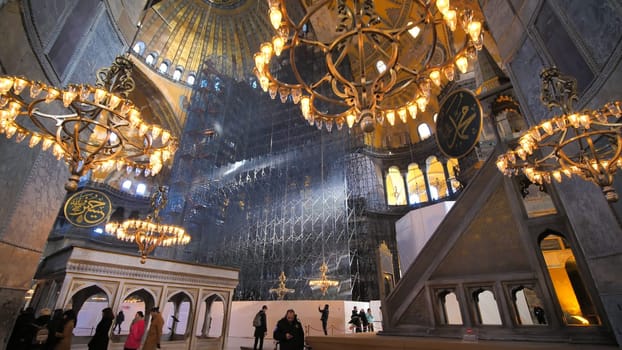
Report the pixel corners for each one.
[163,292,193,340]
[195,294,225,338]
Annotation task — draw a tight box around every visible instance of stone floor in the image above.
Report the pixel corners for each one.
[227,334,619,350]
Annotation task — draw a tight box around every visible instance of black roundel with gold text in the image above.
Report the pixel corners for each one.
[63,190,112,228]
[435,89,483,158]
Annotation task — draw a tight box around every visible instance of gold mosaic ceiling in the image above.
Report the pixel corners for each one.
[134,0,272,81]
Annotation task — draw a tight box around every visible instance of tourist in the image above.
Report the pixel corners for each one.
[273,309,304,350]
[253,305,268,350]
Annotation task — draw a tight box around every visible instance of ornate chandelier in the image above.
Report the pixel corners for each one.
[254,0,484,132]
[496,67,622,202]
[308,262,339,296]
[0,55,178,191]
[105,186,190,263]
[269,271,295,300]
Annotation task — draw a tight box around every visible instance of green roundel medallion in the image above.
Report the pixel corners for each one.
[63,190,112,228]
[435,89,483,158]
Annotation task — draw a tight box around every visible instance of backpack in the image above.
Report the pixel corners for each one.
[33,327,49,344]
[253,312,262,327]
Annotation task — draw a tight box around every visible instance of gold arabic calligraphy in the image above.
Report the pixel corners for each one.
[65,191,111,226]
[440,92,480,152]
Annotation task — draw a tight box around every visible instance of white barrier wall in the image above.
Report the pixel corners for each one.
[227,300,381,339]
[395,201,455,272]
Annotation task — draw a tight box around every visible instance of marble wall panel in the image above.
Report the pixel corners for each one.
[553,0,622,69]
[67,10,124,85]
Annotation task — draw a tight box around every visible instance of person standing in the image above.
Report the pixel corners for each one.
[32,308,52,349]
[318,304,329,335]
[143,307,164,350]
[533,306,546,324]
[54,309,76,350]
[114,310,125,334]
[7,307,35,350]
[273,309,304,350]
[46,309,64,350]
[366,308,374,332]
[359,308,369,332]
[253,305,268,350]
[88,307,115,350]
[123,311,146,350]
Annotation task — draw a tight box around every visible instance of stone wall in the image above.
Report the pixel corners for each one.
[480,0,622,346]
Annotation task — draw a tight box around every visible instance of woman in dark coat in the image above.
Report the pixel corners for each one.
[88,307,115,350]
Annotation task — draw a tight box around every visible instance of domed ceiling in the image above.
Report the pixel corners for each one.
[133,0,273,82]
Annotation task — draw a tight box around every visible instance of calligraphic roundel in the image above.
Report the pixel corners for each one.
[63,190,113,228]
[435,89,483,158]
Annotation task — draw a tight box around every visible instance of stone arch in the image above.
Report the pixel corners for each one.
[196,292,227,338]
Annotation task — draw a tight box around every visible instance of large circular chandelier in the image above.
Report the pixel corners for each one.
[496,67,622,202]
[0,56,178,191]
[106,186,190,264]
[254,0,484,133]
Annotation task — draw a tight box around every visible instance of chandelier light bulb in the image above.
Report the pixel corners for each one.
[429,70,442,86]
[44,88,60,104]
[386,110,396,126]
[259,76,269,92]
[346,113,356,129]
[541,120,554,135]
[444,9,457,31]
[12,78,28,95]
[268,83,278,99]
[467,20,482,42]
[272,36,284,56]
[93,88,107,104]
[398,108,408,123]
[436,0,450,15]
[28,133,41,148]
[62,89,77,108]
[254,53,266,73]
[416,95,428,112]
[269,7,282,30]
[0,77,12,94]
[407,103,418,119]
[455,55,469,73]
[300,96,310,117]
[260,42,273,63]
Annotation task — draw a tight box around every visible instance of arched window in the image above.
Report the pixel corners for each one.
[136,183,146,195]
[158,61,169,74]
[145,53,156,65]
[132,41,146,55]
[121,180,132,190]
[386,166,407,205]
[172,68,183,81]
[70,285,110,336]
[473,288,502,325]
[540,233,600,325]
[418,123,432,140]
[406,163,428,204]
[117,289,155,334]
[511,286,546,325]
[426,156,447,200]
[438,290,463,325]
[187,74,196,86]
[195,294,225,338]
